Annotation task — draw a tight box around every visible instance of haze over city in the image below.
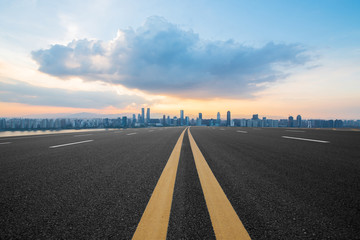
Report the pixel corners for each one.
[1,0,359,119]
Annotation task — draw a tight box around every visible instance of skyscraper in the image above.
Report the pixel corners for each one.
[163,115,166,126]
[146,108,150,123]
[227,111,231,126]
[217,112,221,126]
[141,108,145,123]
[132,114,136,127]
[296,115,302,128]
[122,116,128,128]
[199,113,202,120]
[288,116,294,127]
[180,110,184,126]
[173,117,178,126]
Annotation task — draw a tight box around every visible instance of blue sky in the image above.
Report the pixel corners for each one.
[2,0,359,47]
[0,0,359,118]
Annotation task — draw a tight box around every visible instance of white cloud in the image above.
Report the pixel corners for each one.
[32,16,310,99]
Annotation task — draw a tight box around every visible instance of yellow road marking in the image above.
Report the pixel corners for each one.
[132,128,187,240]
[188,128,251,240]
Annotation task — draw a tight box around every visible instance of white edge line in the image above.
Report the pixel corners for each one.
[282,136,329,143]
[126,133,137,135]
[49,140,94,148]
[0,142,11,145]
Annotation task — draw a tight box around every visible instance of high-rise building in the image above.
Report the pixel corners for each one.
[141,108,145,123]
[288,116,294,127]
[296,115,302,128]
[252,114,259,120]
[217,112,221,126]
[185,116,189,126]
[334,119,343,128]
[122,116,128,128]
[173,117,178,126]
[180,110,184,126]
[137,114,141,123]
[262,117,267,127]
[163,115,166,126]
[199,113,202,120]
[131,114,136,127]
[146,108,150,123]
[227,111,231,126]
[196,118,202,126]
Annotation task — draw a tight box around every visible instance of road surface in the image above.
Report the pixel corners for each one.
[1,127,359,239]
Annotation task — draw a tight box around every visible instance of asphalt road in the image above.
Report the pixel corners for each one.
[1,127,359,239]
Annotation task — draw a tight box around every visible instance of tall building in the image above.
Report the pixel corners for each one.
[146,108,150,123]
[122,116,128,128]
[288,116,294,127]
[137,114,141,123]
[262,117,267,127]
[296,115,302,128]
[180,110,184,126]
[185,116,189,126]
[173,117,178,126]
[141,108,145,123]
[199,113,202,120]
[217,112,221,126]
[163,115,166,126]
[227,111,231,126]
[252,114,259,120]
[196,118,202,126]
[334,119,343,128]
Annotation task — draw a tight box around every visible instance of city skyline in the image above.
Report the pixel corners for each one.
[2,108,360,121]
[1,1,360,119]
[2,108,359,130]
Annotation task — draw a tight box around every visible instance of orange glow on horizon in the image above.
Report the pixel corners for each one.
[1,97,359,120]
[0,102,137,117]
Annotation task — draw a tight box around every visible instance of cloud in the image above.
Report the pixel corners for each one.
[0,80,146,108]
[32,16,309,98]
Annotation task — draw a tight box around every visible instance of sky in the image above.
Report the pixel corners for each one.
[1,0,359,119]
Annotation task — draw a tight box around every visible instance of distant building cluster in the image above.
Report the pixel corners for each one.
[1,110,360,131]
[231,114,359,129]
[0,118,123,130]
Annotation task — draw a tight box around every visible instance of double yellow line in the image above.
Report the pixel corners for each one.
[132,127,251,240]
